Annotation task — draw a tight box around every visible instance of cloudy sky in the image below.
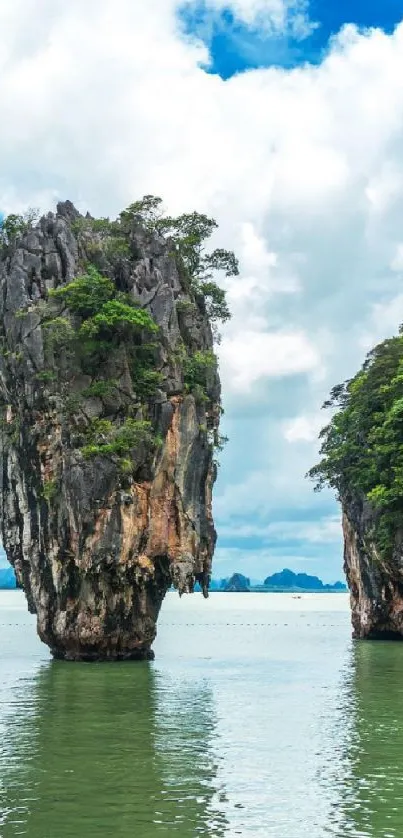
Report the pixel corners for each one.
[2,0,403,581]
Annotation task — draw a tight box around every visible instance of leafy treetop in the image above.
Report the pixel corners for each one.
[307,332,403,557]
[49,266,114,317]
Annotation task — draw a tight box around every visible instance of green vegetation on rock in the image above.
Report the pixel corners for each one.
[81,418,157,466]
[183,350,217,396]
[0,208,39,252]
[42,478,58,503]
[308,332,403,558]
[49,266,115,316]
[38,265,162,470]
[46,266,158,376]
[2,195,236,476]
[71,216,131,260]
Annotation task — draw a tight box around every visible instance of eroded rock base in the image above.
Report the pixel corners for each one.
[344,506,403,640]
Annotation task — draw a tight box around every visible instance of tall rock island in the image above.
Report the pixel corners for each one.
[0,198,236,659]
[309,335,403,639]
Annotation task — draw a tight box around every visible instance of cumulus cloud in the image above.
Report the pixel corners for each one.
[283,413,324,443]
[219,514,341,543]
[358,293,403,353]
[213,543,342,581]
[1,2,403,578]
[220,329,321,392]
[390,244,403,272]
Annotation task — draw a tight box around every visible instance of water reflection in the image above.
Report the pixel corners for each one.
[337,642,403,838]
[0,662,227,837]
[5,595,403,838]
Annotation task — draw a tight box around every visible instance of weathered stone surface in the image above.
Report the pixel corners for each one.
[343,495,403,639]
[0,202,220,660]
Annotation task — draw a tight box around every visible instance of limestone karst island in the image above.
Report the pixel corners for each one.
[0,198,237,661]
[308,337,403,641]
[2,199,403,658]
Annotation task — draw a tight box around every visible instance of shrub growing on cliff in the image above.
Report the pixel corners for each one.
[183,350,217,396]
[307,333,403,557]
[79,299,158,342]
[42,478,58,503]
[71,216,130,260]
[0,209,40,252]
[119,196,237,326]
[81,417,157,469]
[48,266,157,367]
[49,266,114,317]
[198,280,231,324]
[42,316,75,353]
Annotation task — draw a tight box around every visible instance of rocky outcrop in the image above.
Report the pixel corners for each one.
[0,201,221,660]
[343,495,403,639]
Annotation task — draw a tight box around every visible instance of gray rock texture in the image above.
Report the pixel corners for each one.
[343,495,403,639]
[0,202,220,660]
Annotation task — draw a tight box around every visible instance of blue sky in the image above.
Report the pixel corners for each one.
[179,0,403,77]
[1,0,403,583]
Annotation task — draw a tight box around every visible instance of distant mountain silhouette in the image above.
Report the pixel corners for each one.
[176,568,347,595]
[222,573,250,592]
[263,569,346,591]
[203,568,346,593]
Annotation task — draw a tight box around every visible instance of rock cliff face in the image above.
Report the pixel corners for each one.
[0,201,221,660]
[343,496,403,639]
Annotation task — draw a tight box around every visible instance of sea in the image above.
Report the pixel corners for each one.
[1,590,403,837]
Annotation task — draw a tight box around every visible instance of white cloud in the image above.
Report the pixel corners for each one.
[213,545,341,582]
[283,413,324,443]
[366,164,403,214]
[240,222,278,275]
[359,292,403,353]
[2,3,403,578]
[219,329,321,392]
[390,244,403,272]
[219,514,341,543]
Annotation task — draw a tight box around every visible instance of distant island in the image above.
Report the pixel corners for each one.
[202,568,347,593]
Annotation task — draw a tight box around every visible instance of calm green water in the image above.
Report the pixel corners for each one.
[1,591,403,837]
